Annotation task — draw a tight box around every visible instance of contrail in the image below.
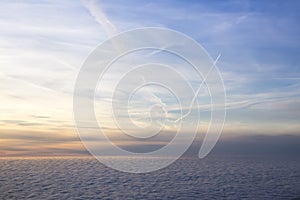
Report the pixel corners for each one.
[82,0,132,58]
[82,0,117,37]
[172,53,221,123]
[82,0,221,126]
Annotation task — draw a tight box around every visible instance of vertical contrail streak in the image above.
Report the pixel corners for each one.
[82,0,117,36]
[82,0,126,53]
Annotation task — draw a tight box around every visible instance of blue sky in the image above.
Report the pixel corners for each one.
[0,0,299,156]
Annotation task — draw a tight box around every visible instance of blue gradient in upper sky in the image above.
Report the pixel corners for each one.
[93,0,300,137]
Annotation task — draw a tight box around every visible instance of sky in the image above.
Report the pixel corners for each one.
[0,0,300,156]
